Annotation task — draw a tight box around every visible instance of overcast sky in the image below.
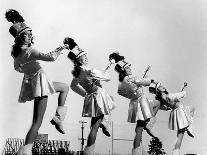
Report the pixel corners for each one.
[1,0,207,154]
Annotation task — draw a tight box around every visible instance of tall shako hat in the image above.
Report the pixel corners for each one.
[149,82,161,94]
[63,37,86,63]
[115,60,131,73]
[9,22,32,38]
[149,82,169,95]
[5,9,32,38]
[108,52,130,73]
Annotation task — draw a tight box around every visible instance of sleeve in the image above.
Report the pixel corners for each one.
[133,77,151,87]
[159,104,171,111]
[70,78,87,97]
[168,90,186,102]
[89,68,110,81]
[28,48,60,61]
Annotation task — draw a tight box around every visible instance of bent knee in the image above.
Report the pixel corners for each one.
[53,82,69,93]
[59,83,69,93]
[63,84,69,93]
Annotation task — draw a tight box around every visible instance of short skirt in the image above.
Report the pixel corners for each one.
[127,95,154,123]
[18,69,56,103]
[168,104,193,130]
[82,87,116,117]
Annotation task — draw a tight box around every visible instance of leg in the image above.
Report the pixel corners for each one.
[132,120,145,155]
[145,100,168,138]
[84,115,103,155]
[25,96,48,144]
[51,82,69,134]
[172,129,185,155]
[18,97,48,155]
[133,127,144,148]
[53,82,69,106]
[99,115,111,137]
[151,100,161,116]
[87,115,104,146]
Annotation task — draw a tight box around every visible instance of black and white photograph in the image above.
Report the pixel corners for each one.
[0,0,207,154]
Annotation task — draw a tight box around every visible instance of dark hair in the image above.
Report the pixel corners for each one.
[72,65,82,78]
[11,33,33,58]
[115,64,127,82]
[11,36,24,58]
[67,52,83,78]
[67,52,82,65]
[109,52,125,63]
[119,72,127,82]
[63,37,77,50]
[155,88,168,102]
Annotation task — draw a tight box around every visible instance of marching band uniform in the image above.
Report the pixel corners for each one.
[11,23,68,135]
[6,10,68,154]
[72,64,115,117]
[118,75,154,122]
[168,91,194,133]
[14,46,58,102]
[115,61,155,128]
[114,61,157,155]
[149,82,195,155]
[149,83,194,136]
[68,46,115,117]
[67,43,115,155]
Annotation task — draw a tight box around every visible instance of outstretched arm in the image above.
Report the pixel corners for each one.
[28,47,65,61]
[133,65,152,87]
[134,78,152,87]
[172,82,187,101]
[89,68,111,81]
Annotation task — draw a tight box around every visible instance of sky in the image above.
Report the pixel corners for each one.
[0,0,207,154]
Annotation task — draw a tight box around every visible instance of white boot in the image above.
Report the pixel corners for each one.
[51,106,67,134]
[172,149,180,155]
[84,144,95,155]
[18,144,33,155]
[132,146,144,155]
[145,117,156,138]
[17,146,24,155]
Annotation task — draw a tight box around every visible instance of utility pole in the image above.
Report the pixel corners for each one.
[112,121,114,155]
[79,121,87,152]
[111,121,133,155]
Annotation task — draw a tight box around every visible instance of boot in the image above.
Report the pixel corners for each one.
[187,124,194,138]
[50,106,67,134]
[17,144,33,155]
[99,123,110,137]
[172,149,180,155]
[17,146,24,155]
[132,146,144,155]
[84,144,95,155]
[144,117,156,138]
[100,117,111,137]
